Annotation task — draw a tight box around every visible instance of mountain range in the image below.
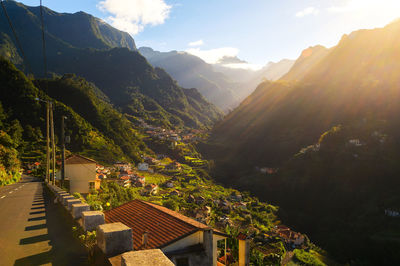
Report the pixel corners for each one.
[138,47,240,111]
[203,20,400,264]
[139,47,294,111]
[0,0,221,130]
[1,1,399,263]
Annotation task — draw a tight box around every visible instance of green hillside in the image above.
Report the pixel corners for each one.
[0,56,137,163]
[204,20,400,264]
[46,47,222,129]
[0,1,222,129]
[36,75,149,162]
[0,101,21,186]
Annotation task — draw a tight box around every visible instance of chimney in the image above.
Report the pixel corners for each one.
[142,231,149,248]
[238,233,250,266]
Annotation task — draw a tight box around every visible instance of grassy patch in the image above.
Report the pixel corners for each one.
[293,249,326,266]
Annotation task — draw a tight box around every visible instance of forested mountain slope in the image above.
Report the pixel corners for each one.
[0,57,146,163]
[203,20,400,265]
[209,20,400,169]
[0,0,135,68]
[0,1,222,129]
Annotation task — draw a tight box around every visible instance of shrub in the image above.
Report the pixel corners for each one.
[293,249,326,266]
[162,199,179,211]
[73,192,82,199]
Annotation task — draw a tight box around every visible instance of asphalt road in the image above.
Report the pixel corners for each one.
[0,175,88,265]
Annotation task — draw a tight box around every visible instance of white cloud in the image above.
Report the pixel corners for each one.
[186,47,262,70]
[98,0,171,35]
[188,40,204,47]
[295,7,319,18]
[186,47,239,64]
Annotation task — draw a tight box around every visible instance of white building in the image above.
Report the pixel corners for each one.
[65,154,100,194]
[138,162,149,171]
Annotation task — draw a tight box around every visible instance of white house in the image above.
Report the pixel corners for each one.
[165,180,174,188]
[104,199,235,266]
[170,133,181,142]
[138,162,149,171]
[385,209,400,217]
[348,139,363,146]
[65,154,100,194]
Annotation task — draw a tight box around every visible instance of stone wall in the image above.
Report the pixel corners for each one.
[45,183,174,266]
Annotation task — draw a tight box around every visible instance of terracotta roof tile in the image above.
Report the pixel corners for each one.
[104,200,210,250]
[237,232,248,240]
[65,154,97,165]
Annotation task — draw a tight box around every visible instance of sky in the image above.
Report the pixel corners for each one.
[19,0,400,69]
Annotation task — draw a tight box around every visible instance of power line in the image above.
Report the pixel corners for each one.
[0,0,33,74]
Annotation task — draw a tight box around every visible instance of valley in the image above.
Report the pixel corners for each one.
[0,1,399,265]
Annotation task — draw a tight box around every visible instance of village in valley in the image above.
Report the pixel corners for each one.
[21,120,322,265]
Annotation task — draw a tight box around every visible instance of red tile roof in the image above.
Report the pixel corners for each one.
[237,232,248,240]
[65,154,97,165]
[105,199,211,250]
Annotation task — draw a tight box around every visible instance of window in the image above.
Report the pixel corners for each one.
[89,182,95,190]
[176,257,189,266]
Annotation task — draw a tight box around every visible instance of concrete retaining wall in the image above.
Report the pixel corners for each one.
[45,182,173,265]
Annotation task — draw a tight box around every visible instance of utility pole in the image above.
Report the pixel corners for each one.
[46,102,50,183]
[61,116,66,187]
[50,102,56,185]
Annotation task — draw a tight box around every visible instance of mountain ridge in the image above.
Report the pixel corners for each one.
[203,19,400,264]
[0,1,222,129]
[139,46,295,111]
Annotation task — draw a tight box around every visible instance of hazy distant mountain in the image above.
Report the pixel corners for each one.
[139,47,241,111]
[0,1,222,129]
[281,45,329,81]
[215,59,294,83]
[213,59,295,99]
[257,59,295,81]
[140,47,294,110]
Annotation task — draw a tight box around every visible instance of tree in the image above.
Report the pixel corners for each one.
[163,199,179,211]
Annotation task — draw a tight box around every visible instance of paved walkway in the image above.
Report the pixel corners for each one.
[0,175,88,265]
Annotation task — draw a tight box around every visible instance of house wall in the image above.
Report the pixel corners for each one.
[294,236,305,245]
[238,239,250,266]
[65,163,96,193]
[239,240,245,266]
[170,252,208,266]
[162,232,203,253]
[95,179,101,190]
[138,163,149,171]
